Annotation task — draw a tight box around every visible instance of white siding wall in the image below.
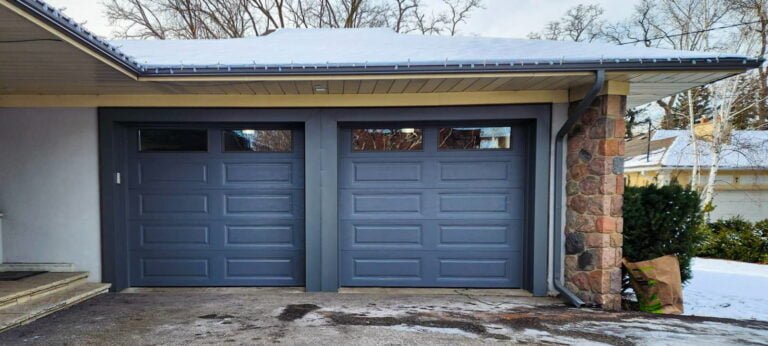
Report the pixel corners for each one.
[710,190,768,222]
[0,108,101,281]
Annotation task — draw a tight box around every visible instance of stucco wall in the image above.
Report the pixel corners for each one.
[0,108,101,281]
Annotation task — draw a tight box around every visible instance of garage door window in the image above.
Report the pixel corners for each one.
[139,129,208,152]
[223,129,292,152]
[352,128,423,151]
[438,127,511,150]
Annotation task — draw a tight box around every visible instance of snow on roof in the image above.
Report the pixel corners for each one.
[624,130,768,170]
[10,0,759,76]
[108,28,747,68]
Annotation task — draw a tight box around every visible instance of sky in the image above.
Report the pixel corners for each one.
[43,0,637,39]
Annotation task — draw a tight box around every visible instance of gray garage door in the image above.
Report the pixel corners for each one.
[125,125,304,286]
[339,124,528,288]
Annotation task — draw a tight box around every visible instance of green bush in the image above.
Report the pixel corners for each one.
[622,184,704,289]
[698,217,768,263]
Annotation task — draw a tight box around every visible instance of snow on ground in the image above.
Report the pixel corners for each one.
[684,257,768,321]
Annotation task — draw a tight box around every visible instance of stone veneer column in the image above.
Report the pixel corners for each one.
[564,94,626,310]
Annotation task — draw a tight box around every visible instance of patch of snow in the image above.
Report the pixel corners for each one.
[684,258,768,321]
[566,318,768,345]
[107,28,745,67]
[626,130,768,170]
[624,147,668,168]
[390,325,478,338]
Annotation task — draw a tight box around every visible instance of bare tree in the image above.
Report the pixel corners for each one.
[603,0,658,46]
[104,0,483,38]
[528,3,605,42]
[443,0,483,36]
[596,0,740,132]
[730,0,768,127]
[530,0,768,216]
[698,32,767,209]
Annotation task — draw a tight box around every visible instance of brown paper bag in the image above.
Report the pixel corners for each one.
[623,255,684,314]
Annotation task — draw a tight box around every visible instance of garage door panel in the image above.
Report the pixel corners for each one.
[341,190,425,217]
[341,188,524,220]
[340,158,525,189]
[130,158,304,189]
[136,160,209,186]
[131,250,305,286]
[437,157,526,188]
[224,190,304,217]
[223,161,302,186]
[437,189,525,219]
[134,192,212,217]
[126,125,305,287]
[342,219,521,251]
[340,220,425,249]
[437,221,522,250]
[224,255,304,282]
[130,220,305,250]
[136,223,211,248]
[139,258,210,280]
[349,161,424,184]
[130,189,304,220]
[438,259,507,280]
[224,221,305,249]
[339,124,528,288]
[342,251,424,283]
[341,251,521,287]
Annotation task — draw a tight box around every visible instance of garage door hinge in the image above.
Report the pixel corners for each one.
[115,172,122,185]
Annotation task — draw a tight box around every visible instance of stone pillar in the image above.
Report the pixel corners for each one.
[564,94,625,310]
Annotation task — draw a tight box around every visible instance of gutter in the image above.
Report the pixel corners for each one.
[552,69,605,308]
[136,59,758,77]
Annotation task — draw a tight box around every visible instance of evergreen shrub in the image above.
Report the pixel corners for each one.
[622,184,705,291]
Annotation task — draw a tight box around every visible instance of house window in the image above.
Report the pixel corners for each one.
[223,129,292,152]
[438,127,511,150]
[352,128,423,151]
[139,129,208,152]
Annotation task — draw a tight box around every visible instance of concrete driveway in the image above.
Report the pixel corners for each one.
[0,289,766,345]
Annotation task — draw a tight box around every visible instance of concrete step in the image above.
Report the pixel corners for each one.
[0,263,75,272]
[0,272,89,309]
[0,282,110,332]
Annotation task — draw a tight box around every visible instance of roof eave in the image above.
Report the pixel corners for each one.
[6,0,764,79]
[7,0,142,73]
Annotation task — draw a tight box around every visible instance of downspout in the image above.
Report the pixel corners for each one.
[552,69,605,307]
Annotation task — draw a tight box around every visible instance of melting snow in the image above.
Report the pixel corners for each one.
[684,258,768,321]
[107,28,744,67]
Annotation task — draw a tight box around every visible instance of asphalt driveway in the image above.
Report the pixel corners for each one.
[0,289,766,345]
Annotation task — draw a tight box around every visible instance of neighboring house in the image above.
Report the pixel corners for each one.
[0,0,761,310]
[625,129,768,221]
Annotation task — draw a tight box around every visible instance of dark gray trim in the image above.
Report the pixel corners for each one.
[320,115,340,291]
[99,105,551,293]
[552,70,605,307]
[303,117,323,291]
[531,114,551,296]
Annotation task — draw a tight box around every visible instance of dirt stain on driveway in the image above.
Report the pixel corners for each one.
[322,311,511,340]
